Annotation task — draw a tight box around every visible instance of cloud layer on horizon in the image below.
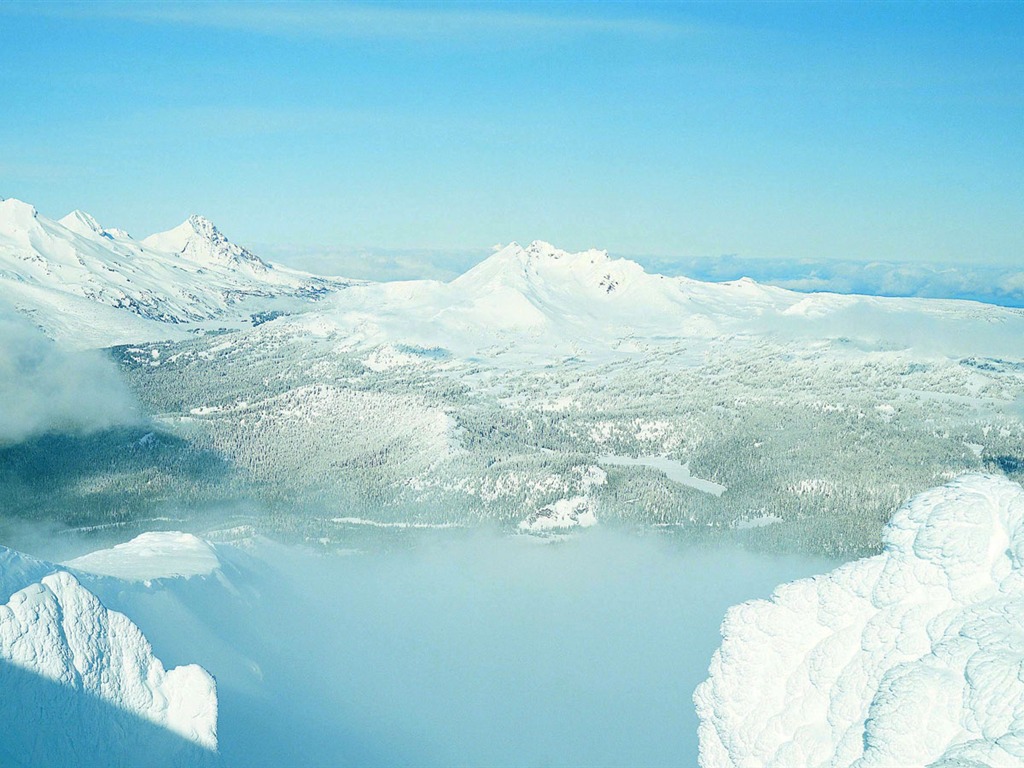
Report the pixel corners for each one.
[637,254,1024,309]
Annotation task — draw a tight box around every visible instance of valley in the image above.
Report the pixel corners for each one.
[1,196,1023,766]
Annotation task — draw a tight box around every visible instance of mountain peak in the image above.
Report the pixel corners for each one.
[59,209,105,237]
[524,240,563,258]
[490,240,609,263]
[0,197,40,229]
[453,240,627,298]
[186,214,218,239]
[143,215,269,272]
[140,219,193,253]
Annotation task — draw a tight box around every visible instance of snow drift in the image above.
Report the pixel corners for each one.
[0,542,217,765]
[694,473,1024,767]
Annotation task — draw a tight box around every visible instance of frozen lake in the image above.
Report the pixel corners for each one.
[599,454,728,496]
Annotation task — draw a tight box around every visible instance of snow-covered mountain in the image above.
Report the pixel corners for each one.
[3,196,1022,359]
[0,197,349,346]
[0,541,217,766]
[298,239,1024,360]
[141,215,270,274]
[694,473,1024,768]
[300,239,779,355]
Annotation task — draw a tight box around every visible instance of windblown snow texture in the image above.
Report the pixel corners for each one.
[0,544,217,766]
[695,474,1024,768]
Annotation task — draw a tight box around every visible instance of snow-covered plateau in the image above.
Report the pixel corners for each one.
[695,473,1024,767]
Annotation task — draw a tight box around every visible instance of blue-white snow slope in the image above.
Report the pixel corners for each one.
[0,539,218,767]
[695,473,1024,768]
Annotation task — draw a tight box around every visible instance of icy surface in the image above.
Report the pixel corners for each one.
[65,532,221,581]
[694,473,1024,768]
[0,566,217,753]
[599,454,727,496]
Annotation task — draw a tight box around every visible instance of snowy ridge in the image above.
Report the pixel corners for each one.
[0,545,57,602]
[0,569,217,750]
[0,196,347,344]
[694,474,1024,767]
[0,539,218,762]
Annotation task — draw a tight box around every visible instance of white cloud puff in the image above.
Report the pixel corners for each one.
[0,306,138,443]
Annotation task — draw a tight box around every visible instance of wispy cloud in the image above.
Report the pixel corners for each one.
[6,1,685,41]
[0,304,139,444]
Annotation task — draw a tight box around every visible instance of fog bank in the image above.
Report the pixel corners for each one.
[110,530,836,767]
[0,307,138,444]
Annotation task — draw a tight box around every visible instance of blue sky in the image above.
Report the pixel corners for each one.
[1,1,1021,266]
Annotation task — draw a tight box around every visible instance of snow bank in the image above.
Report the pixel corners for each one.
[694,473,1024,767]
[0,570,217,751]
[65,531,221,581]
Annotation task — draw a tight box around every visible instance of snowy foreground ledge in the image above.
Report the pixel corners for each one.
[65,531,221,581]
[0,540,218,765]
[695,473,1024,768]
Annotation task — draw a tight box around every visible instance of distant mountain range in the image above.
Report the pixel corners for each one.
[3,195,1023,361]
[0,197,350,346]
[296,237,1024,362]
[262,243,1024,309]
